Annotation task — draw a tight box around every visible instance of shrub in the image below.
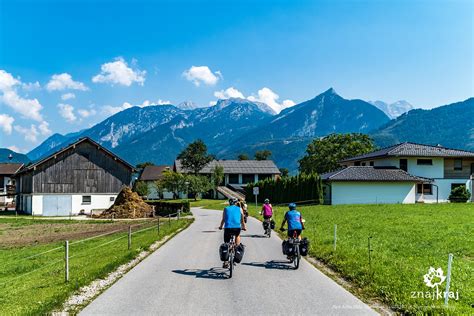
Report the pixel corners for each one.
[448,186,471,203]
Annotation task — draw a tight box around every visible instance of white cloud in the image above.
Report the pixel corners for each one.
[61,93,76,100]
[92,57,146,86]
[101,99,170,116]
[58,103,77,122]
[14,124,39,142]
[211,86,295,113]
[214,87,245,99]
[22,81,41,91]
[0,70,44,121]
[77,108,97,118]
[247,87,295,113]
[183,66,221,86]
[38,121,51,135]
[7,145,22,153]
[46,73,88,91]
[0,114,14,134]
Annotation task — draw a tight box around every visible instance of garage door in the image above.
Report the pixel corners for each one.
[43,195,72,216]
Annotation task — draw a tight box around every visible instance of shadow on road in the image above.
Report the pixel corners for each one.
[240,234,267,238]
[172,268,228,279]
[241,260,292,270]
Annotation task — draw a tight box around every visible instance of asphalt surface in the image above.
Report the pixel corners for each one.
[81,207,377,315]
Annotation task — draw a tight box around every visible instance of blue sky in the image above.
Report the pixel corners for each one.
[0,0,472,153]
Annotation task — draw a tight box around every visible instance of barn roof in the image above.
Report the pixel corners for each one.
[341,142,474,162]
[174,159,280,175]
[15,137,134,175]
[321,166,429,182]
[0,163,23,175]
[139,165,172,181]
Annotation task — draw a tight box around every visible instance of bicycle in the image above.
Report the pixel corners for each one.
[226,235,237,278]
[281,229,301,269]
[262,218,272,237]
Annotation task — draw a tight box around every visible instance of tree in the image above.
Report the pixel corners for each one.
[299,133,375,174]
[210,165,224,198]
[133,180,149,197]
[279,168,289,177]
[255,150,272,161]
[186,175,212,200]
[157,170,187,199]
[238,154,249,161]
[177,139,213,175]
[136,162,155,170]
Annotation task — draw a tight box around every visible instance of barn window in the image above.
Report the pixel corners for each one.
[369,161,374,166]
[417,159,433,166]
[110,197,115,202]
[82,195,92,205]
[453,159,462,171]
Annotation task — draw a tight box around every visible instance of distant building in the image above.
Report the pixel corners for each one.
[0,163,23,207]
[14,137,134,216]
[323,142,474,205]
[174,159,281,199]
[138,165,173,199]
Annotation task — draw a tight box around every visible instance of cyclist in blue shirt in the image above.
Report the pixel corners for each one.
[219,197,247,245]
[280,203,304,239]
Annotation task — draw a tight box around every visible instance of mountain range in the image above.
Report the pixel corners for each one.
[2,89,472,172]
[369,100,414,119]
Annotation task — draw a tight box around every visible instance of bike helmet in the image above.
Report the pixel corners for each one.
[288,203,297,210]
[264,198,270,204]
[229,197,238,205]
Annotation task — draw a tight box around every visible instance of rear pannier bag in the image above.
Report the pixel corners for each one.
[262,221,269,229]
[270,220,276,229]
[234,244,245,263]
[284,240,296,256]
[219,243,229,261]
[299,238,310,256]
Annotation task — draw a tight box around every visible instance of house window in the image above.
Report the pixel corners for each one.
[228,174,239,184]
[258,174,272,181]
[369,161,374,166]
[417,159,432,166]
[82,195,92,205]
[242,174,255,184]
[400,159,408,172]
[453,159,462,171]
[451,183,465,190]
[354,161,361,166]
[416,184,432,195]
[361,162,366,166]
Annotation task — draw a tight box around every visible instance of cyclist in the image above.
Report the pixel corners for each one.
[219,197,247,267]
[238,198,249,222]
[260,198,273,220]
[280,203,304,240]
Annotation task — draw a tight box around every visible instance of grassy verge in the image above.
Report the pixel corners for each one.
[0,218,192,315]
[248,203,472,314]
[190,199,227,210]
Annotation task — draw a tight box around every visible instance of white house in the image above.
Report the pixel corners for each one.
[0,163,23,207]
[14,138,134,216]
[323,142,474,205]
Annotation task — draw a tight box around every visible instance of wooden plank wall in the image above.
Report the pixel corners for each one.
[444,158,474,179]
[20,142,131,194]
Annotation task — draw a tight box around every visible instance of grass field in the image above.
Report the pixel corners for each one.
[190,199,228,210]
[0,216,192,315]
[189,200,473,313]
[244,202,473,314]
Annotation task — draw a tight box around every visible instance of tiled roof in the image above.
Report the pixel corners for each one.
[341,142,474,162]
[0,163,23,175]
[322,166,429,182]
[139,165,172,181]
[174,160,281,174]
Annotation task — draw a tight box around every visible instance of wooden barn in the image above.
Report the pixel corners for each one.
[14,137,134,216]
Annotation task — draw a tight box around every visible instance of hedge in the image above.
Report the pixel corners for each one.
[146,200,191,216]
[245,173,323,204]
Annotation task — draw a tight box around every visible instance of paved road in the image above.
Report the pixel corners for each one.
[81,207,377,315]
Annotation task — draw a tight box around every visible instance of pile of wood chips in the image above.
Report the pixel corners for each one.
[99,187,153,219]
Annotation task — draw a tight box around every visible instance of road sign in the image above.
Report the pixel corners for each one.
[253,187,259,195]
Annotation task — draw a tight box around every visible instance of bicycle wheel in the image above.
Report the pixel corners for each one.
[229,252,234,278]
[294,245,300,269]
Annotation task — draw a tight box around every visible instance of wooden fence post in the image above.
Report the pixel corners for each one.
[65,240,69,282]
[128,226,132,250]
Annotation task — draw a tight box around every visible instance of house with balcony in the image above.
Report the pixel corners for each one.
[0,163,23,207]
[322,142,474,205]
